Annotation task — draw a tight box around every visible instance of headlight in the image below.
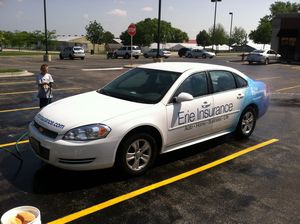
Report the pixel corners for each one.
[63,124,111,141]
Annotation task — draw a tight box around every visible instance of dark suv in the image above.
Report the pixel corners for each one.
[178,47,191,57]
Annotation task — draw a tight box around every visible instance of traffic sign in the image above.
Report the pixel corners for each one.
[128,23,136,36]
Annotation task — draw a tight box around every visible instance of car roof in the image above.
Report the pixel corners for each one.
[138,62,234,73]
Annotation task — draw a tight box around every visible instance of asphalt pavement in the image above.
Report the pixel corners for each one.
[0,55,299,224]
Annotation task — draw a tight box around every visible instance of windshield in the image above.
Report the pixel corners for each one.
[74,47,83,51]
[98,68,181,104]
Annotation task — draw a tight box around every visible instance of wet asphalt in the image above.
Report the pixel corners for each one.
[0,55,299,224]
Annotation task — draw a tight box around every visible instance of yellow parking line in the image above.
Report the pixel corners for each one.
[0,81,36,85]
[276,85,300,92]
[0,140,29,148]
[0,88,82,96]
[0,106,39,113]
[48,138,279,224]
[256,77,280,81]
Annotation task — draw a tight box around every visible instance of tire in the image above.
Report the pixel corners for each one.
[134,56,139,59]
[116,133,158,176]
[81,57,84,60]
[69,54,74,60]
[188,54,192,58]
[124,53,130,59]
[235,107,257,139]
[202,54,207,59]
[59,54,63,60]
[144,54,149,58]
[248,61,253,65]
[264,58,269,65]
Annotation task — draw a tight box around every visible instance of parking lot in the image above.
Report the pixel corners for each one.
[0,55,299,224]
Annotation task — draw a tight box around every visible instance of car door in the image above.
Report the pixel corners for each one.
[208,70,246,133]
[267,50,276,62]
[166,72,214,147]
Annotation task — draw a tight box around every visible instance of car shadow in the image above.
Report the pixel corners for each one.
[0,134,255,194]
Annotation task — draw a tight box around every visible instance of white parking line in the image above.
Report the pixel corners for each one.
[82,68,124,71]
[276,85,300,92]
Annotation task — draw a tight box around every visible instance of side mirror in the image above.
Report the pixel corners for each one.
[174,92,194,103]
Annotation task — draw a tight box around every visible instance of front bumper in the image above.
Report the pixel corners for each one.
[28,121,119,170]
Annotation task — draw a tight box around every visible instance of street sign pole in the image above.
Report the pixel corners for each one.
[127,23,136,65]
[131,35,133,65]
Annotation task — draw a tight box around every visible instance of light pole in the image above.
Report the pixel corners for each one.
[156,0,162,59]
[43,0,51,61]
[229,12,233,51]
[211,0,221,51]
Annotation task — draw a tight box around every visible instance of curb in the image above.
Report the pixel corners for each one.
[0,70,34,78]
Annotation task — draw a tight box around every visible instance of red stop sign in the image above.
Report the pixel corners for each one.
[128,23,136,36]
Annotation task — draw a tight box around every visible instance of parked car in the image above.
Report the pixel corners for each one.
[143,49,171,58]
[178,47,192,57]
[29,62,269,176]
[186,49,215,59]
[59,46,85,60]
[246,49,281,65]
[113,46,142,59]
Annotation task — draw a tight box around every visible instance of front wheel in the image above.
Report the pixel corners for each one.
[264,58,269,65]
[116,133,157,176]
[235,107,257,139]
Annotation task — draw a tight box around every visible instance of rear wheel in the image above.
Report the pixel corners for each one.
[264,58,269,65]
[202,54,207,59]
[116,133,157,176]
[59,54,63,60]
[124,53,130,59]
[235,107,257,139]
[81,57,84,60]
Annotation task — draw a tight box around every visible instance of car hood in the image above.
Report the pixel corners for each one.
[34,91,151,133]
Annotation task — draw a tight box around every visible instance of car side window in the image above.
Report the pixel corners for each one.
[174,72,208,98]
[209,71,237,93]
[234,74,248,88]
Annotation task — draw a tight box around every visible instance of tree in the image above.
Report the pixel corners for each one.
[249,16,272,45]
[250,1,300,45]
[119,18,188,46]
[209,24,228,46]
[196,30,211,48]
[103,31,115,51]
[270,1,300,19]
[85,20,104,52]
[231,27,247,46]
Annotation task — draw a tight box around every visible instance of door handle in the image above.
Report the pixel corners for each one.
[237,93,244,99]
[202,101,211,108]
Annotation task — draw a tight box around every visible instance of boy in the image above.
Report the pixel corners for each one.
[36,64,54,108]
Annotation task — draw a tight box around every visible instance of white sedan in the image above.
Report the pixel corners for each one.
[29,62,269,176]
[144,49,171,58]
[186,49,215,59]
[246,49,281,65]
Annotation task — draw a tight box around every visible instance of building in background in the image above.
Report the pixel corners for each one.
[272,13,300,62]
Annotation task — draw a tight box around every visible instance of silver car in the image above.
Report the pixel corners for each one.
[186,49,215,59]
[59,46,85,60]
[246,49,281,65]
[144,49,171,58]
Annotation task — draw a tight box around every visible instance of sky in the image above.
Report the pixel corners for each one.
[0,0,298,39]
